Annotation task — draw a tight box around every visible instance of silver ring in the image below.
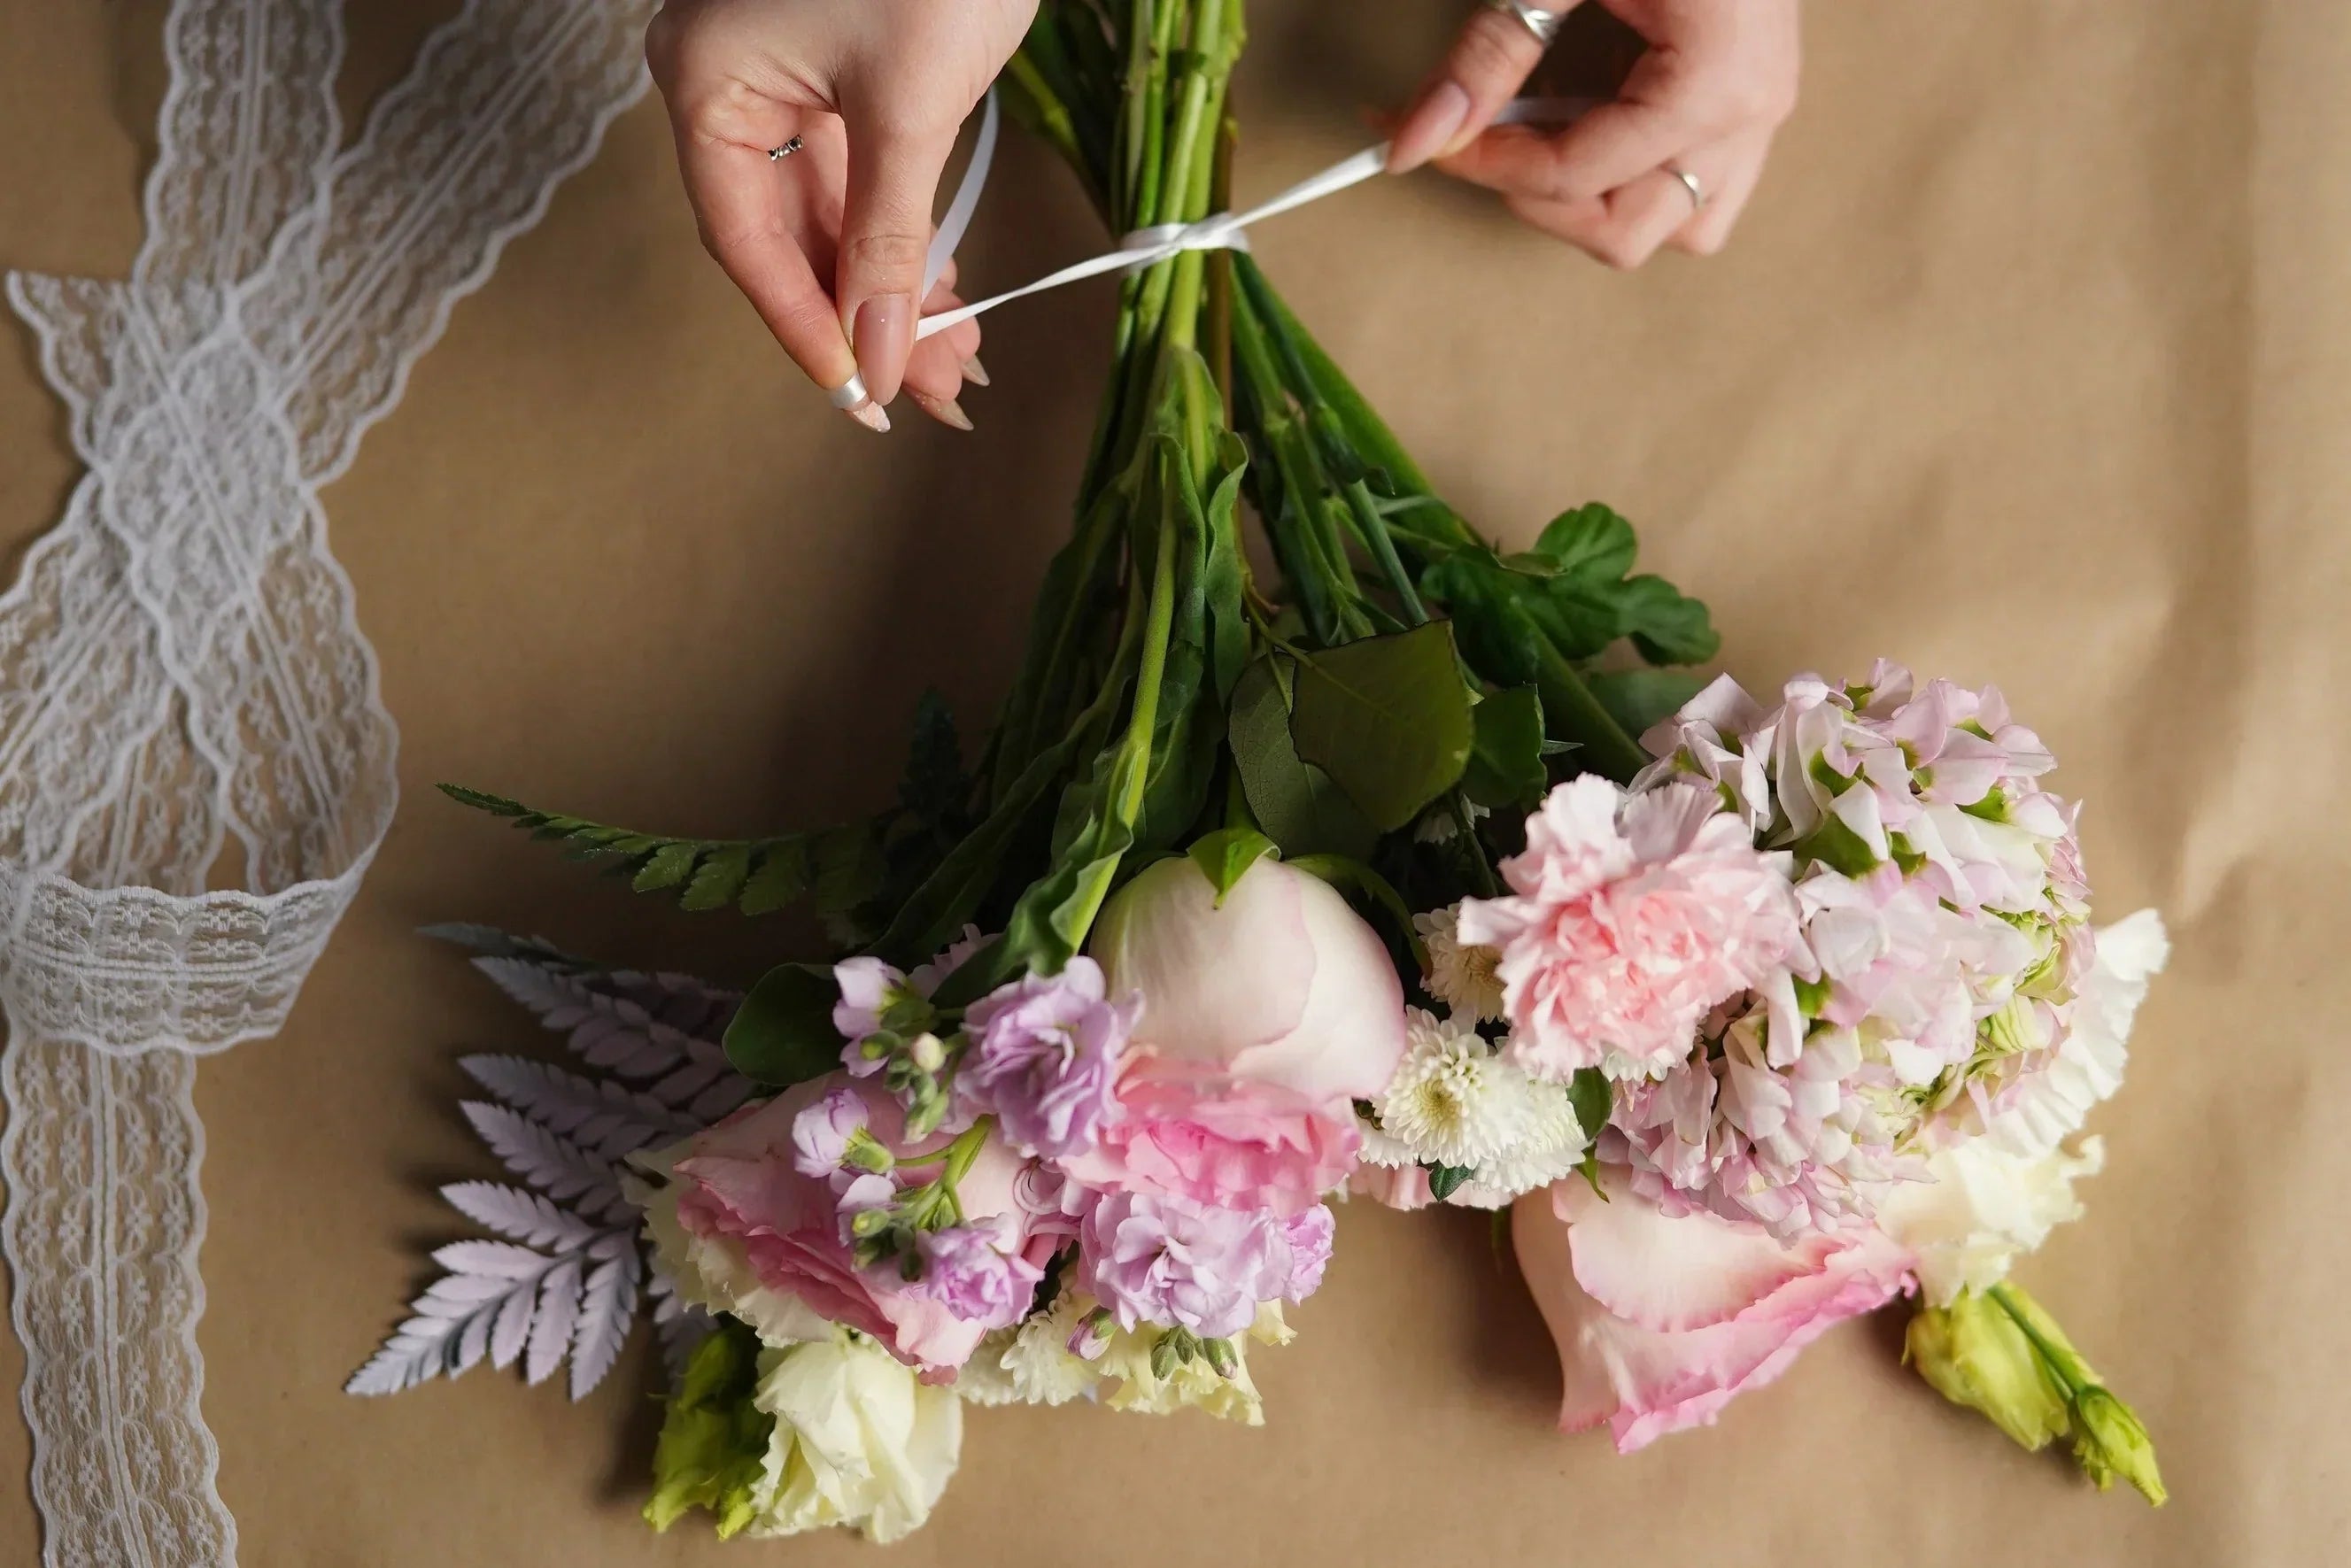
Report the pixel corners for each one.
[767,135,804,162]
[1483,0,1565,46]
[1667,163,1705,211]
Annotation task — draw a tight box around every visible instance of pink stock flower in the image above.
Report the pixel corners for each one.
[1512,1172,1914,1452]
[1460,777,1800,1083]
[661,1073,1049,1375]
[833,926,988,1070]
[1058,1055,1359,1218]
[1076,1190,1295,1340]
[959,956,1137,1160]
[914,1219,1046,1331]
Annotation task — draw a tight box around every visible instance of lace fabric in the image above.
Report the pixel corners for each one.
[0,2,657,1561]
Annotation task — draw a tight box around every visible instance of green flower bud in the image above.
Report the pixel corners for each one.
[841,1128,895,1173]
[1906,1292,2071,1451]
[1149,1332,1181,1381]
[2070,1386,2168,1506]
[1202,1336,1240,1378]
[849,1205,895,1239]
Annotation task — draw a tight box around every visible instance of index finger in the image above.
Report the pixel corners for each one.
[669,117,863,403]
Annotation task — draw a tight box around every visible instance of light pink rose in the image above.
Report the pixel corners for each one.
[666,1073,1048,1375]
[1512,1171,1913,1451]
[1462,777,1801,1083]
[1091,855,1407,1102]
[1058,1056,1358,1217]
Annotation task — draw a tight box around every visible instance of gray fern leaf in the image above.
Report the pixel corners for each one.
[356,931,761,1405]
[458,1054,700,1158]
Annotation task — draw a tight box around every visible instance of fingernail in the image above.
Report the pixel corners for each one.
[1388,81,1469,174]
[909,390,973,431]
[846,400,891,433]
[852,292,914,406]
[961,354,991,388]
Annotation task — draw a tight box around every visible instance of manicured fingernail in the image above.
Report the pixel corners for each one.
[852,292,914,406]
[846,400,891,433]
[909,390,973,431]
[1388,81,1469,173]
[961,354,991,388]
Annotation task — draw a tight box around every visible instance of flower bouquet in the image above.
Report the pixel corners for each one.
[352,0,2167,1541]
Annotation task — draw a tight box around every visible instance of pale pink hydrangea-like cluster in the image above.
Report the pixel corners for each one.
[1466,661,2099,1240]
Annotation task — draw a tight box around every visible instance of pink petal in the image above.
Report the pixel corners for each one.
[1554,1170,1844,1332]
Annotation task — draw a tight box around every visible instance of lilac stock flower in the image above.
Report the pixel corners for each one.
[833,926,990,1075]
[1279,1204,1336,1302]
[915,1221,1044,1330]
[791,1085,870,1178]
[1077,1191,1292,1340]
[959,958,1139,1160]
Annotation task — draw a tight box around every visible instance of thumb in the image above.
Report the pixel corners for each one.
[836,116,958,409]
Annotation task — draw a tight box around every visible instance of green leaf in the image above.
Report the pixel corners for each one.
[1427,1162,1473,1201]
[1586,668,1707,738]
[632,841,701,893]
[1226,658,1379,859]
[1522,575,1625,660]
[898,690,967,837]
[809,823,886,912]
[1421,549,1543,688]
[1187,827,1278,906]
[1462,684,1548,808]
[1566,1067,1612,1143]
[645,1319,774,1538]
[738,840,811,915]
[1531,503,1637,583]
[1288,622,1476,831]
[724,962,847,1086]
[1616,575,1721,665]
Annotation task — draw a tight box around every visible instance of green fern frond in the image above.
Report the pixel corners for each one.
[437,785,883,918]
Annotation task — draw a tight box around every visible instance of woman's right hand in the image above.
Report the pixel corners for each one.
[646,0,1037,430]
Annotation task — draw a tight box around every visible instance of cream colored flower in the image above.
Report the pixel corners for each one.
[1001,1291,1102,1407]
[1414,904,1506,1022]
[744,1331,962,1544]
[1096,1301,1292,1425]
[1875,1136,2105,1306]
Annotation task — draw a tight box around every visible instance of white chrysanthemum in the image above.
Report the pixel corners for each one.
[1452,1092,1589,1208]
[1375,1008,1566,1170]
[1001,1291,1101,1407]
[951,1332,1023,1407]
[1413,904,1507,1022]
[1354,1117,1420,1170]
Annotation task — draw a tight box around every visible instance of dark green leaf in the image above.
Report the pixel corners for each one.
[1289,622,1476,831]
[1523,576,1625,660]
[1586,668,1708,739]
[723,963,846,1086]
[898,690,966,835]
[1226,658,1379,859]
[1427,1162,1473,1201]
[1187,827,1279,905]
[739,841,811,915]
[1421,551,1544,688]
[1462,685,1548,808]
[1567,1068,1612,1143]
[810,824,885,912]
[1531,503,1638,583]
[1616,575,1721,665]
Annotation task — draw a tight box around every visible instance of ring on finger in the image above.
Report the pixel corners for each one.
[1481,0,1566,47]
[1666,163,1706,211]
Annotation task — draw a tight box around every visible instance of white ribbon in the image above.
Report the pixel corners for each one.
[916,95,1597,342]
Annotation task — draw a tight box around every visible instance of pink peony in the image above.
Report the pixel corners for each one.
[1058,1055,1359,1218]
[1461,777,1800,1082]
[662,1073,1050,1375]
[1512,1171,1914,1451]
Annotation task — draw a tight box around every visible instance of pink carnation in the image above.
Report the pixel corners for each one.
[1461,777,1799,1082]
[1512,1170,1914,1451]
[1058,1054,1358,1218]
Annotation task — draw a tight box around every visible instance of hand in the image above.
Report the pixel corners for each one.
[645,0,1037,429]
[1387,0,1799,267]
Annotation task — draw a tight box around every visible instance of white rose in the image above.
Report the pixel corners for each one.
[1875,1136,2105,1306]
[1092,856,1407,1101]
[745,1331,962,1544]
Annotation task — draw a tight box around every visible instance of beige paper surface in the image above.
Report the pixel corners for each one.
[3,1,2343,1563]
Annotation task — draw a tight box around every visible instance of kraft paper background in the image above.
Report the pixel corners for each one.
[3,2,2343,1564]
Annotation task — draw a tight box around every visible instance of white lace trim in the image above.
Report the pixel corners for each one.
[0,2,656,1561]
